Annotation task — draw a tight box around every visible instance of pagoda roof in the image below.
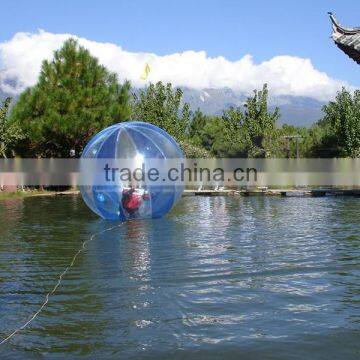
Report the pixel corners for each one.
[328,12,360,64]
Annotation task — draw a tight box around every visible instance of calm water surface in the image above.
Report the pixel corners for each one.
[0,195,359,359]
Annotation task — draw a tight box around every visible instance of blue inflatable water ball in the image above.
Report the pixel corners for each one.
[80,122,184,221]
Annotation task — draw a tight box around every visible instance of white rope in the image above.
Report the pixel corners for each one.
[0,223,123,345]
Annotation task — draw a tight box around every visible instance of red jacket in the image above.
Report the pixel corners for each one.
[122,188,149,211]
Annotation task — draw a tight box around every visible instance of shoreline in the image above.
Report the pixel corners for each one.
[1,188,360,202]
[0,190,80,201]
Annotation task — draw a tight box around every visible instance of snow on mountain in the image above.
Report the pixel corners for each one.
[181,87,324,126]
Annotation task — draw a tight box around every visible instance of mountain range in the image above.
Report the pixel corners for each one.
[180,87,324,127]
[0,87,325,127]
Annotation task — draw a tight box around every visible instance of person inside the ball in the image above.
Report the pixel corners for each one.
[121,184,149,217]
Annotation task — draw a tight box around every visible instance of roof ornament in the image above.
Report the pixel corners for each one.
[328,12,360,65]
[328,12,360,35]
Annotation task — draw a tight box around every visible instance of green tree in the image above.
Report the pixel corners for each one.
[0,98,24,157]
[9,39,131,157]
[307,123,338,157]
[243,84,280,157]
[132,82,190,141]
[211,84,279,157]
[220,107,250,157]
[276,124,316,158]
[188,113,247,157]
[319,88,360,157]
[188,109,208,146]
[178,139,211,158]
[187,85,280,158]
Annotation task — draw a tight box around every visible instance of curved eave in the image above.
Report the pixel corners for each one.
[328,12,360,35]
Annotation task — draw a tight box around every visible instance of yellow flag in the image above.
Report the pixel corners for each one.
[140,62,151,80]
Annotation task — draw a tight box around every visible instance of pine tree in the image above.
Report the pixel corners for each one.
[0,98,24,158]
[9,39,131,157]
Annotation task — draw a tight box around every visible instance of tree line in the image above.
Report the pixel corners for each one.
[1,39,360,158]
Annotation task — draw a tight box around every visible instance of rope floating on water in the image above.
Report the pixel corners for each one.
[0,223,123,345]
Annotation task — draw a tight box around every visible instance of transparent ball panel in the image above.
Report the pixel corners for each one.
[80,122,184,221]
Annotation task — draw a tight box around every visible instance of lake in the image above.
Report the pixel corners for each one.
[0,195,359,358]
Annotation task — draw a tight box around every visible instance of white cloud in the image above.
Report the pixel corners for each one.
[0,30,355,101]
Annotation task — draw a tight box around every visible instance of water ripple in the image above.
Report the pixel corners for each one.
[0,195,359,358]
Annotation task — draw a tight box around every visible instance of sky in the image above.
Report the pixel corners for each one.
[1,0,360,99]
